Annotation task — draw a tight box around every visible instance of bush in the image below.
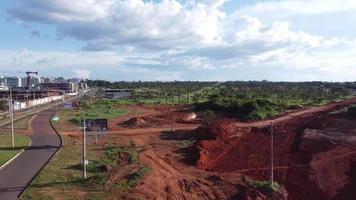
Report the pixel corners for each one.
[0,100,8,111]
[105,146,138,164]
[347,105,356,119]
[252,181,281,195]
[200,110,216,127]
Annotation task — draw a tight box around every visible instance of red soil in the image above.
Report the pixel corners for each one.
[82,104,288,200]
[194,98,356,200]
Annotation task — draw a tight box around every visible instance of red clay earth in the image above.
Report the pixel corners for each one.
[193,98,356,200]
[62,104,288,200]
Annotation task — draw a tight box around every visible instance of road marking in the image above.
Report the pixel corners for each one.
[0,137,32,171]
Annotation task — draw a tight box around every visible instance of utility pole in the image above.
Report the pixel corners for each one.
[8,86,15,149]
[33,89,36,111]
[178,89,181,103]
[270,121,274,185]
[82,118,87,179]
[187,87,190,103]
[171,90,174,104]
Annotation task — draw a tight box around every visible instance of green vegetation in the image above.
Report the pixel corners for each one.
[252,181,281,195]
[193,83,351,120]
[51,98,128,127]
[347,105,356,119]
[10,115,34,130]
[22,104,151,200]
[0,100,7,111]
[74,99,127,123]
[22,136,150,200]
[105,146,138,164]
[88,80,354,120]
[116,166,151,190]
[0,134,30,166]
[200,110,216,127]
[22,136,110,200]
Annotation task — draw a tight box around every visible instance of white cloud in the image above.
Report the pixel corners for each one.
[240,0,356,15]
[8,0,226,50]
[4,0,356,81]
[72,69,91,79]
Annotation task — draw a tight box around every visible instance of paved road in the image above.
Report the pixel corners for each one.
[0,108,61,200]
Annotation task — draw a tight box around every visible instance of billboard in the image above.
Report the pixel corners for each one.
[84,119,109,134]
[64,101,73,110]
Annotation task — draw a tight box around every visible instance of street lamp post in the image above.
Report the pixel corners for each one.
[82,118,87,179]
[270,121,274,185]
[8,85,15,149]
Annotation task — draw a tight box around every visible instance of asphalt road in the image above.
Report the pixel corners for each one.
[0,108,62,200]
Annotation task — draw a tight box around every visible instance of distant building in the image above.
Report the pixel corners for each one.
[20,77,28,88]
[54,77,66,83]
[68,78,81,83]
[0,76,7,86]
[40,82,77,93]
[6,77,21,88]
[40,77,51,83]
[0,83,9,91]
[78,81,88,91]
[31,77,40,89]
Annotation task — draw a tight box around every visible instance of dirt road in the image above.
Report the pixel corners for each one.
[232,98,356,128]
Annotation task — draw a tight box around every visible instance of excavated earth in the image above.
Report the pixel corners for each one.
[93,105,288,200]
[193,98,356,200]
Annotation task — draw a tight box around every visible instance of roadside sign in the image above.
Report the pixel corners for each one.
[64,101,73,110]
[52,115,60,122]
[84,119,109,134]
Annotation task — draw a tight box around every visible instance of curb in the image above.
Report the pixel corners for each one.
[0,136,32,171]
[0,95,80,128]
[18,111,64,199]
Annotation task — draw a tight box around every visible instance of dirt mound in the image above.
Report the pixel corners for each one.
[192,99,356,200]
[129,150,287,200]
[178,112,199,124]
[123,117,147,127]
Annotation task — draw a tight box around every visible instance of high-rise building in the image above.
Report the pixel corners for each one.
[21,77,28,88]
[6,76,20,88]
[54,77,66,83]
[40,76,51,83]
[0,76,6,86]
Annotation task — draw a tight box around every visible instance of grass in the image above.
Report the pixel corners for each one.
[0,134,30,166]
[50,99,128,132]
[22,136,151,200]
[73,99,128,123]
[21,136,111,200]
[105,146,138,164]
[116,166,151,190]
[22,104,151,200]
[8,115,34,130]
[252,181,281,195]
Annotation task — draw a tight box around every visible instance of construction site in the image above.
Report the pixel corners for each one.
[0,71,88,111]
[26,96,354,200]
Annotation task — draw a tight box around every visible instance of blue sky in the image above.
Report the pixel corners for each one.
[1,0,356,81]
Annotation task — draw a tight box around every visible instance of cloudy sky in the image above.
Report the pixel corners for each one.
[0,0,356,81]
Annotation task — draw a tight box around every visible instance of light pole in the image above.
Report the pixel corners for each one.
[270,121,274,185]
[8,85,15,149]
[82,118,87,179]
[33,88,36,111]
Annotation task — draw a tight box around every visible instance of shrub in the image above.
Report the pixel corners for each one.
[252,181,281,195]
[200,110,216,127]
[347,105,356,119]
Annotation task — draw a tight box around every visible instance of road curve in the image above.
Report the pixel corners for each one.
[0,108,61,200]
